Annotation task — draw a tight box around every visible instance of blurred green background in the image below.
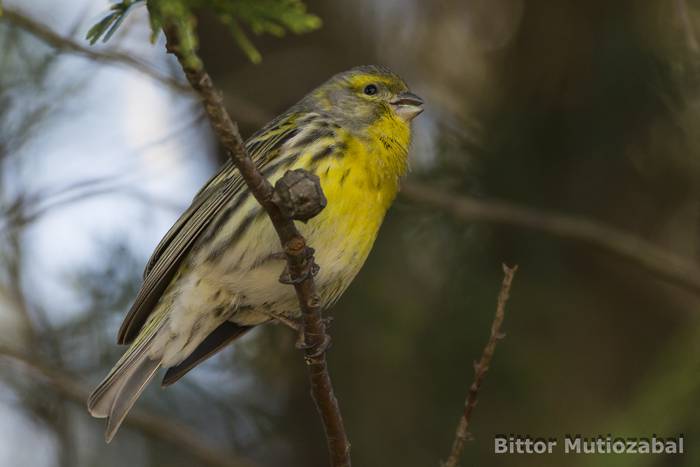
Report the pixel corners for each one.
[1,1,699,466]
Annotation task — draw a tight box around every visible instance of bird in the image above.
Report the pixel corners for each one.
[87,65,424,442]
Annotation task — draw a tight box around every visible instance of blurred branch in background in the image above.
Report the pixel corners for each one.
[442,264,517,467]
[0,14,82,464]
[0,6,190,93]
[0,346,258,467]
[0,178,185,234]
[0,7,261,464]
[0,6,270,126]
[676,0,699,53]
[402,182,700,296]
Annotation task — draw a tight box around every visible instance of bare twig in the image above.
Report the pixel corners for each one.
[0,7,269,126]
[0,7,190,93]
[158,20,350,467]
[4,228,37,344]
[0,346,257,467]
[442,264,518,467]
[0,183,184,233]
[402,181,700,296]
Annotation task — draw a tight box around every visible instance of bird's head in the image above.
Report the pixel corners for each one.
[304,65,424,132]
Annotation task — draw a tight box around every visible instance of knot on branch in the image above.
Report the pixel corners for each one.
[272,169,326,222]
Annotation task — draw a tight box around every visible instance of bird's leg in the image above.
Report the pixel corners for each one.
[261,310,330,356]
[262,309,331,357]
[262,310,326,354]
[261,308,302,332]
[295,327,309,350]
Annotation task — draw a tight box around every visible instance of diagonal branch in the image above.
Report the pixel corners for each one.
[0,346,257,467]
[442,264,518,467]
[158,20,350,467]
[402,181,700,296]
[0,7,269,126]
[0,6,190,93]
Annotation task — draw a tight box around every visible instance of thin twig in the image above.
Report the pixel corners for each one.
[0,183,184,233]
[442,264,518,467]
[0,7,190,93]
[158,20,351,467]
[0,7,270,126]
[402,181,700,296]
[0,346,257,467]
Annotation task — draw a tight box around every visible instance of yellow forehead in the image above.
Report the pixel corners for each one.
[347,74,407,94]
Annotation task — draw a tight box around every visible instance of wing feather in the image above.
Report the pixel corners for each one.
[117,113,306,345]
[143,113,302,280]
[118,181,239,344]
[142,161,238,279]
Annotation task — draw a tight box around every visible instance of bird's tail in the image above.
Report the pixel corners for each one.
[87,323,165,442]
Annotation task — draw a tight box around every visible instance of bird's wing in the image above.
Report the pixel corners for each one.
[117,113,304,345]
[141,160,237,281]
[141,112,300,280]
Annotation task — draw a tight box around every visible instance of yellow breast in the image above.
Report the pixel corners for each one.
[189,111,412,313]
[297,116,411,304]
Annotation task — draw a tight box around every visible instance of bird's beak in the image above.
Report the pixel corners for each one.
[390,91,424,122]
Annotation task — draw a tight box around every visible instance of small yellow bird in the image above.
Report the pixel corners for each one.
[87,65,423,441]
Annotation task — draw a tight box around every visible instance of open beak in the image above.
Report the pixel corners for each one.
[390,91,424,122]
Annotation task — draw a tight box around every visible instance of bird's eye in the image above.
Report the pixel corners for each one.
[364,84,378,95]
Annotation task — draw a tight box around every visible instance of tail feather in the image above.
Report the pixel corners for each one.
[104,356,160,442]
[87,374,121,419]
[88,323,165,442]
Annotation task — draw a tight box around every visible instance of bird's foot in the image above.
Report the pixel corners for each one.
[300,332,332,360]
[278,251,319,285]
[295,321,332,358]
[274,314,302,332]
